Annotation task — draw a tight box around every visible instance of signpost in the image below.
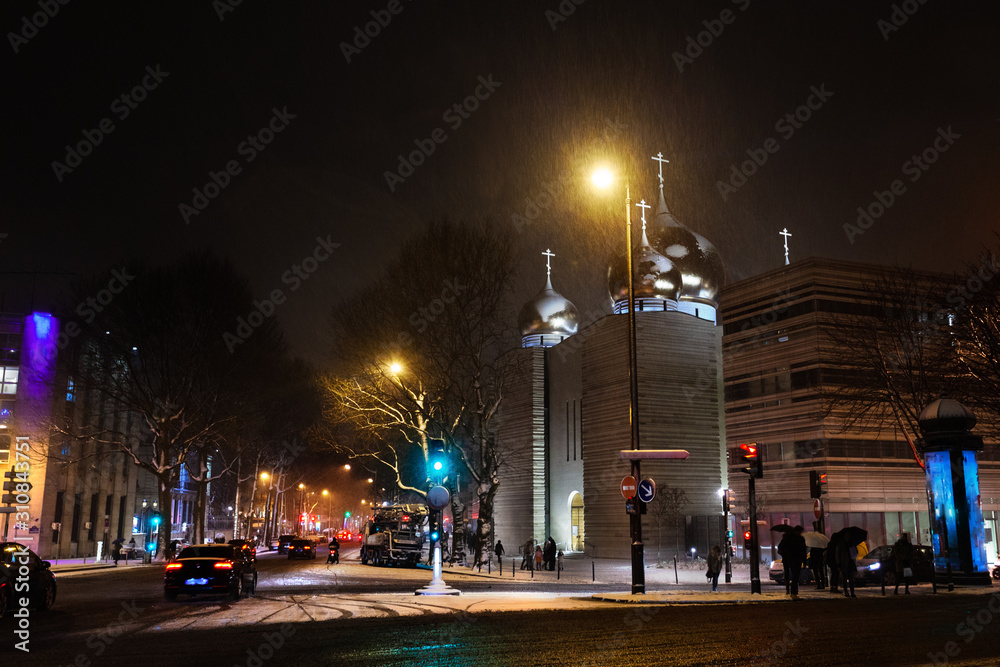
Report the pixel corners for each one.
[418,484,459,596]
[813,499,822,519]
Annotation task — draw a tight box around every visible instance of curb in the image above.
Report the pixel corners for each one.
[51,563,119,573]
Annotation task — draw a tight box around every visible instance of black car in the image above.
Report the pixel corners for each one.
[0,542,57,611]
[287,538,317,560]
[228,539,257,563]
[276,535,297,554]
[856,544,935,585]
[164,544,257,600]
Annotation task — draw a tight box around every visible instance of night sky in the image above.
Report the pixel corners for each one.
[3,0,998,363]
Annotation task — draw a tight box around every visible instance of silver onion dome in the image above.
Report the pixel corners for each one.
[648,191,724,306]
[608,229,682,312]
[518,276,580,347]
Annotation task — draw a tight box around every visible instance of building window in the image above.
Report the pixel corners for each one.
[0,434,9,463]
[53,491,64,543]
[66,377,75,402]
[88,493,98,541]
[71,493,83,542]
[0,332,21,364]
[0,367,18,394]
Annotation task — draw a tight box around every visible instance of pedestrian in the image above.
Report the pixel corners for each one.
[535,545,543,570]
[779,526,808,600]
[893,532,914,595]
[557,549,564,572]
[495,540,505,566]
[544,537,557,571]
[809,546,826,589]
[826,535,841,594]
[112,541,122,566]
[521,538,533,570]
[836,539,857,598]
[707,545,723,592]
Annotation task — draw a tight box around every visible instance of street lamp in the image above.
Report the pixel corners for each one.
[592,165,645,595]
[344,464,351,471]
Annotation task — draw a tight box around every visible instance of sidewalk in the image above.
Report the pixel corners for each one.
[49,556,150,573]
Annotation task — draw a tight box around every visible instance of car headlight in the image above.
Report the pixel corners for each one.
[869,562,880,571]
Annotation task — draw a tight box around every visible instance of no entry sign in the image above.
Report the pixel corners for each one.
[621,476,637,499]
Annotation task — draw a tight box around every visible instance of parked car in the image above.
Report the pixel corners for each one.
[164,544,257,600]
[767,558,813,586]
[276,535,297,554]
[0,542,57,611]
[856,544,934,586]
[287,538,317,560]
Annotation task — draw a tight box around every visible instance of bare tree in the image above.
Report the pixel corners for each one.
[314,221,518,567]
[44,253,288,558]
[822,267,957,469]
[651,486,689,561]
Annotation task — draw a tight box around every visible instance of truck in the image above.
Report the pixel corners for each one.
[360,504,427,567]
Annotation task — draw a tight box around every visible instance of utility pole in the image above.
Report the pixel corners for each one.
[748,475,761,594]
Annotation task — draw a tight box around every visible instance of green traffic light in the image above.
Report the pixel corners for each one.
[345,511,351,517]
[433,461,443,471]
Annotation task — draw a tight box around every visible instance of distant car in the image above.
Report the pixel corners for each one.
[856,544,934,586]
[277,535,297,554]
[0,542,57,611]
[767,558,813,586]
[164,544,257,600]
[287,539,317,560]
[337,530,353,543]
[228,539,257,563]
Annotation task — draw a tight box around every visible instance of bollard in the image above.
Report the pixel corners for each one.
[592,560,595,582]
[513,558,515,578]
[880,558,886,596]
[931,564,937,594]
[674,555,679,585]
[531,565,534,579]
[488,557,491,574]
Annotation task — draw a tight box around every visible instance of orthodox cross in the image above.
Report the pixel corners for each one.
[635,199,651,233]
[543,248,555,279]
[651,152,670,188]
[780,228,792,266]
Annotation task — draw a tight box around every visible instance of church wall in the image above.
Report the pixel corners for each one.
[547,336,584,553]
[581,311,727,560]
[492,347,546,556]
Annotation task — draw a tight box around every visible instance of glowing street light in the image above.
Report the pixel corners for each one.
[591,164,645,595]
[344,464,351,471]
[367,478,374,483]
[389,361,403,375]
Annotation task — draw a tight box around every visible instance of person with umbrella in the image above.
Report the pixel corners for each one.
[802,530,829,589]
[834,527,866,598]
[778,526,808,600]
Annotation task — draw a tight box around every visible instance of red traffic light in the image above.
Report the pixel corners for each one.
[743,530,752,542]
[739,443,757,458]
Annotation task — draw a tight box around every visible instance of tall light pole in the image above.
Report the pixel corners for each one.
[593,166,645,595]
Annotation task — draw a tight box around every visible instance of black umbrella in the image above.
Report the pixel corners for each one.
[771,525,795,533]
[835,526,868,546]
[112,537,124,544]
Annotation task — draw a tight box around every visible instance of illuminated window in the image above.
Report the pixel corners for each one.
[0,434,10,463]
[66,377,75,402]
[0,367,17,394]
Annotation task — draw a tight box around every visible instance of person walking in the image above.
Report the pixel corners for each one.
[495,540,505,567]
[826,535,841,594]
[836,538,857,598]
[707,545,723,592]
[544,537,557,571]
[781,526,808,600]
[112,541,122,566]
[809,546,826,589]
[521,538,533,570]
[534,545,543,570]
[893,533,914,595]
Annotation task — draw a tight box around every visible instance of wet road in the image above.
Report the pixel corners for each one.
[2,544,997,666]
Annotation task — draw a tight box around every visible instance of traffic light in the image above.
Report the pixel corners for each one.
[739,443,763,478]
[726,530,734,539]
[429,512,441,542]
[743,530,752,545]
[345,511,351,518]
[428,445,448,482]
[722,488,735,513]
[809,471,828,498]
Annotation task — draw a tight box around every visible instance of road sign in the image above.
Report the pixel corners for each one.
[427,485,451,510]
[620,476,637,499]
[637,478,656,503]
[813,498,822,519]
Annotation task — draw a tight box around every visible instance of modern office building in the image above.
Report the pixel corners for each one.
[720,257,999,562]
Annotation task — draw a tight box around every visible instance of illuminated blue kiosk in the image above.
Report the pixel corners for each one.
[917,398,992,586]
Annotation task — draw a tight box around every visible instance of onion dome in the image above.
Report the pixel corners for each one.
[519,252,579,348]
[607,226,681,314]
[649,190,725,311]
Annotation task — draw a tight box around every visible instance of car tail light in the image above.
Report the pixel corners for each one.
[166,563,183,570]
[304,546,311,549]
[214,562,233,569]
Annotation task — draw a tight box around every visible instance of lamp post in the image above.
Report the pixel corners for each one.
[592,166,645,595]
